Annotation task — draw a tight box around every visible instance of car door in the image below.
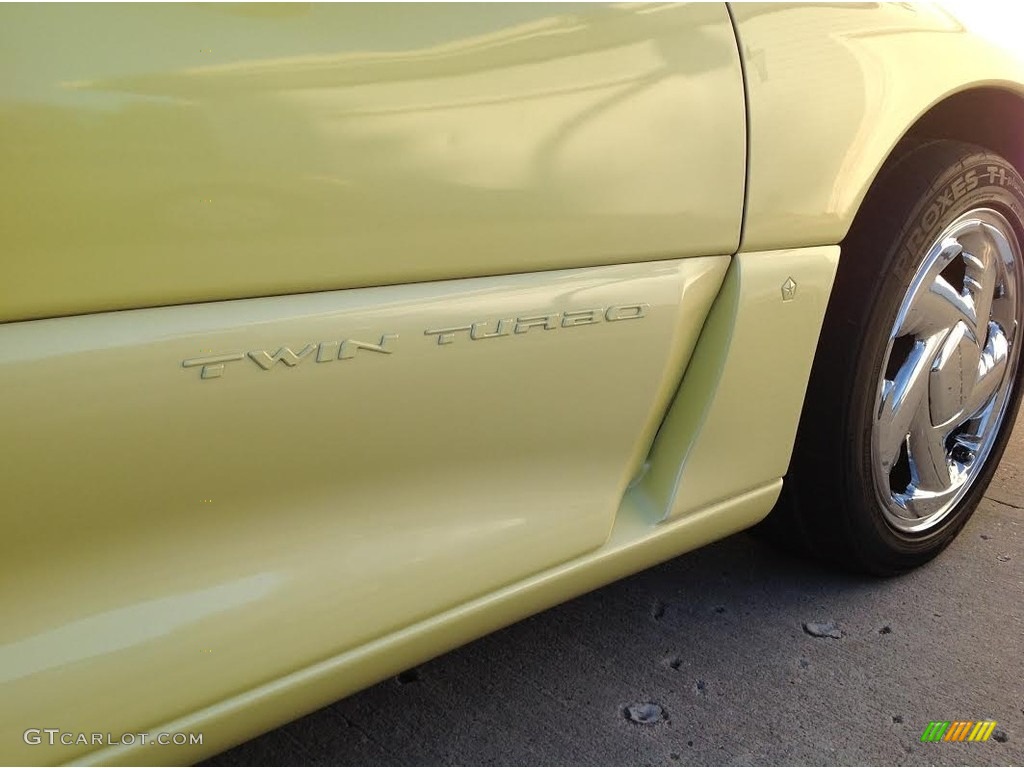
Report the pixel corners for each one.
[0,3,745,762]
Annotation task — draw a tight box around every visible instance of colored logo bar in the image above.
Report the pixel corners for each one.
[920,721,997,742]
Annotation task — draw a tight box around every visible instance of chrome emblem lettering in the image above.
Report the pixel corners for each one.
[424,303,649,346]
[184,302,650,378]
[183,334,397,379]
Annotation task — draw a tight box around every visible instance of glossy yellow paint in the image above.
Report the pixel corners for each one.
[80,482,782,768]
[0,257,727,765]
[0,241,838,765]
[643,247,839,519]
[6,2,1024,765]
[0,2,745,322]
[733,2,1024,251]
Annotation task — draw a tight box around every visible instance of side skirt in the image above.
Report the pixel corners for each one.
[78,481,780,767]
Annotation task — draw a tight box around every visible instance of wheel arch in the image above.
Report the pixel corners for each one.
[878,86,1024,212]
[837,85,1024,255]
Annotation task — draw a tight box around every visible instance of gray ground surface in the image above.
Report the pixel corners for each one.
[206,422,1024,766]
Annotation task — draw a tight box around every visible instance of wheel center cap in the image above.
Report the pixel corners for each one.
[929,321,981,426]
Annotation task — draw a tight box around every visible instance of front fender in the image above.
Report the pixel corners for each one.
[733,1,1024,251]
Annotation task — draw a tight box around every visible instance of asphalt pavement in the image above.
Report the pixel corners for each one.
[207,419,1024,766]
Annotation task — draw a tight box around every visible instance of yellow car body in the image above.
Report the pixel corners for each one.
[1,3,1022,764]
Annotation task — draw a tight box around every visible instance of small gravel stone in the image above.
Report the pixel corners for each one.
[625,702,665,725]
[997,554,1011,562]
[879,625,893,635]
[993,729,1009,743]
[803,621,843,639]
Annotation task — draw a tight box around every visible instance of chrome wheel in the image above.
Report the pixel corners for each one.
[872,208,1022,534]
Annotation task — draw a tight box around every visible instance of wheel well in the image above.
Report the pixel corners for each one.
[845,87,1024,246]
[904,87,1024,177]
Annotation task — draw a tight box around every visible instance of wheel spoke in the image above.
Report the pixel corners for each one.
[906,418,952,494]
[876,334,944,468]
[962,321,1009,417]
[899,274,972,337]
[963,249,997,338]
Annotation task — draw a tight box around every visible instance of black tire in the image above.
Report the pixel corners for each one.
[762,140,1024,575]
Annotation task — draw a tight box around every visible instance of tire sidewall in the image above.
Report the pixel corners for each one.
[843,151,1024,570]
